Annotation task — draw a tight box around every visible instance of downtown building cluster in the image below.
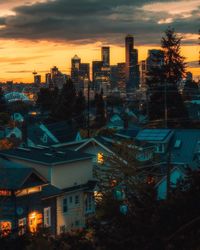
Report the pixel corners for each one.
[33,35,165,96]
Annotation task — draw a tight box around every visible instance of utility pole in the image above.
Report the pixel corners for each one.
[87,82,90,138]
[164,80,168,128]
[166,149,171,200]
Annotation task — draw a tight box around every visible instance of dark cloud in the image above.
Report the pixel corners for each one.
[0,0,198,45]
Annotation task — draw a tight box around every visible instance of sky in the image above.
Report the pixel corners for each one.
[0,0,199,83]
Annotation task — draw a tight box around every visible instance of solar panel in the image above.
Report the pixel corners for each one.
[136,129,172,141]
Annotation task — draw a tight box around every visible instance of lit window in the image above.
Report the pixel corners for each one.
[0,221,12,236]
[0,190,11,196]
[63,198,68,213]
[28,212,42,233]
[97,152,104,164]
[44,207,51,228]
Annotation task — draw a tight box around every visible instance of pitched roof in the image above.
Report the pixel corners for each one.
[0,146,92,166]
[44,121,79,143]
[170,129,200,168]
[0,168,48,190]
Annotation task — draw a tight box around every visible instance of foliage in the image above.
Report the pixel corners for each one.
[93,141,200,250]
[74,90,86,128]
[0,112,10,126]
[51,79,76,121]
[147,28,188,127]
[37,87,58,112]
[94,93,106,128]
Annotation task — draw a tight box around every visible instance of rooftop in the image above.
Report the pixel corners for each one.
[0,146,92,166]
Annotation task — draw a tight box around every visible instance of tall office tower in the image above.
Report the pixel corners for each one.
[92,61,103,83]
[51,66,59,79]
[117,63,126,92]
[79,63,90,91]
[140,60,147,87]
[110,65,118,90]
[102,46,110,67]
[71,55,81,87]
[125,35,140,92]
[34,75,41,86]
[146,49,164,86]
[146,50,164,71]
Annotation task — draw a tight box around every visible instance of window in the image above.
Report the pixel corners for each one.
[85,194,93,212]
[69,196,73,204]
[63,198,68,213]
[15,186,41,197]
[44,207,51,227]
[0,221,12,236]
[97,152,104,164]
[75,195,80,204]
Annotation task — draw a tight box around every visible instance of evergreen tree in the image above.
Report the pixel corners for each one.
[52,79,76,121]
[74,90,86,128]
[37,87,58,112]
[0,87,7,113]
[148,28,188,127]
[95,93,106,128]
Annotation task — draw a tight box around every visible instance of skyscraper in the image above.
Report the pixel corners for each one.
[71,55,81,89]
[102,46,110,67]
[125,35,139,91]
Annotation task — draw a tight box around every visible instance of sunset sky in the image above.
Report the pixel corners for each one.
[0,0,199,83]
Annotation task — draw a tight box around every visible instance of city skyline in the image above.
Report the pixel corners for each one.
[0,0,198,82]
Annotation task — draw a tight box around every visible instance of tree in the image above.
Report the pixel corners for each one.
[94,93,106,128]
[52,79,76,121]
[148,28,188,127]
[37,87,58,112]
[74,90,86,128]
[0,87,7,113]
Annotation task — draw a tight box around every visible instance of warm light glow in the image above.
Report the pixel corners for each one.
[28,211,42,233]
[0,221,12,236]
[97,152,104,164]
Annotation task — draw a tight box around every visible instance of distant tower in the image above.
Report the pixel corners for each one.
[101,47,110,67]
[71,55,81,88]
[32,70,41,86]
[125,35,139,91]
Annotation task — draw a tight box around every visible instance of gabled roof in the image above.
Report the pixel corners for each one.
[27,124,56,146]
[74,137,114,154]
[170,129,200,168]
[44,121,80,143]
[0,146,93,166]
[42,180,97,200]
[0,168,48,190]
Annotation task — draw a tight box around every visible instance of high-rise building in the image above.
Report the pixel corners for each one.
[79,63,90,91]
[146,50,164,71]
[146,50,164,86]
[34,75,41,86]
[102,47,110,67]
[71,55,81,86]
[125,35,139,91]
[139,60,147,87]
[117,63,126,92]
[92,61,103,82]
